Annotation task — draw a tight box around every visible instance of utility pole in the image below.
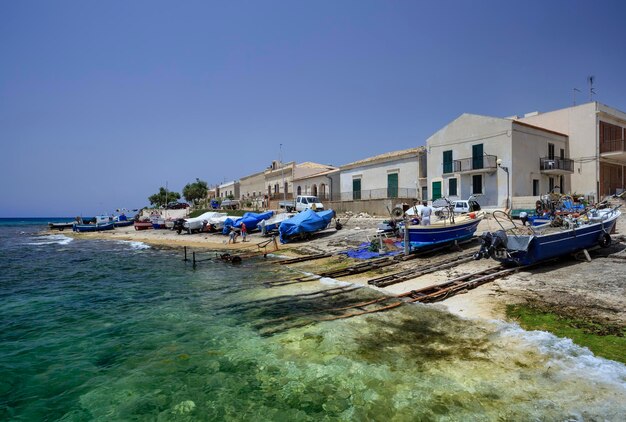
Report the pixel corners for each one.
[280,143,285,202]
[588,76,596,102]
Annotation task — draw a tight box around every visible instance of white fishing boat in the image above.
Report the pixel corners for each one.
[183,212,227,232]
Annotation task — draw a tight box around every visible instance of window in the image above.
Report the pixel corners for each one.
[432,181,442,200]
[387,173,398,198]
[560,148,565,160]
[532,179,539,196]
[353,178,361,200]
[421,186,428,201]
[443,150,453,173]
[472,144,484,170]
[284,182,289,195]
[559,175,564,193]
[548,143,555,160]
[297,186,302,195]
[448,178,457,196]
[472,174,482,194]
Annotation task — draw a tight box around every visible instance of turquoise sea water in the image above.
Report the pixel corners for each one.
[1,219,625,421]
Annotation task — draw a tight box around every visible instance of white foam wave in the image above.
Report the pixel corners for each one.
[26,234,73,246]
[495,321,626,388]
[117,240,150,250]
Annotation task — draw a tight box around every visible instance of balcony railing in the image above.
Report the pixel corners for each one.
[600,139,625,154]
[328,188,419,202]
[539,157,574,172]
[447,154,498,173]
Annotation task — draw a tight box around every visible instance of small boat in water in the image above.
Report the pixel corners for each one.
[279,209,335,243]
[475,207,621,266]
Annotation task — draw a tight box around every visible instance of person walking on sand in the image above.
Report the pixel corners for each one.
[228,226,238,244]
[420,201,432,226]
[241,222,248,242]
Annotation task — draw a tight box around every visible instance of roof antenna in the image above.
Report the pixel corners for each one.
[572,88,581,105]
[588,76,596,102]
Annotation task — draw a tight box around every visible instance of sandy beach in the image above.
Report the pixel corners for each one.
[60,202,626,326]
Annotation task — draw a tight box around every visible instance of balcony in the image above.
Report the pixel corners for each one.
[447,154,498,174]
[539,157,574,174]
[600,139,626,161]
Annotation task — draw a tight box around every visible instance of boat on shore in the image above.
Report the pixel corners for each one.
[182,212,227,233]
[73,216,116,233]
[475,207,621,266]
[48,222,74,231]
[406,212,483,250]
[134,220,153,231]
[279,209,335,243]
[260,212,295,235]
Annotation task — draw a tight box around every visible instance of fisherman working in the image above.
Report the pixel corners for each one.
[420,201,432,226]
[228,226,238,244]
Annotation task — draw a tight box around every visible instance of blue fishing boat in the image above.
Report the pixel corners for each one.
[73,221,115,232]
[222,211,274,234]
[279,209,335,243]
[73,215,115,233]
[407,213,483,250]
[475,208,621,266]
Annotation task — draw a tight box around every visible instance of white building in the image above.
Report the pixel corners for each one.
[518,102,626,201]
[339,147,426,201]
[217,180,240,199]
[426,114,571,208]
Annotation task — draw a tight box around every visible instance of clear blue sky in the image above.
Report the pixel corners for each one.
[2,0,625,217]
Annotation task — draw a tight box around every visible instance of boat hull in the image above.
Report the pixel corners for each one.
[134,222,153,231]
[73,222,115,232]
[407,217,482,249]
[114,220,134,228]
[495,213,619,266]
[48,222,74,231]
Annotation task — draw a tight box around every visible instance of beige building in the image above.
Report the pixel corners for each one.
[239,170,266,201]
[292,168,339,200]
[217,180,239,199]
[426,114,571,208]
[518,102,626,200]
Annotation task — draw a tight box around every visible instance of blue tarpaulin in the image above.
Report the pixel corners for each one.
[222,211,275,234]
[278,209,335,243]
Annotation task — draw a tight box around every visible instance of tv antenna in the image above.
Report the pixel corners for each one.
[588,76,596,101]
[572,88,581,105]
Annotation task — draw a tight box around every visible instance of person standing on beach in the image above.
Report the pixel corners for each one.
[228,226,238,244]
[241,222,248,242]
[420,201,432,226]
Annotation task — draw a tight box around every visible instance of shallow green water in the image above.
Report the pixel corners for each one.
[0,222,625,420]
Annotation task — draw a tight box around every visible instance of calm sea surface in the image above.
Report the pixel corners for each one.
[1,218,625,421]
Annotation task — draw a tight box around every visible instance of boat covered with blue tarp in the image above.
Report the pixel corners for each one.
[222,211,275,234]
[278,209,335,243]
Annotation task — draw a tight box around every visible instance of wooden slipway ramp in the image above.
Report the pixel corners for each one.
[239,265,522,336]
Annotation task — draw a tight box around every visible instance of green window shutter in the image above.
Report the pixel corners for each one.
[449,178,457,196]
[472,144,483,169]
[432,181,442,200]
[352,179,361,200]
[443,150,453,173]
[387,173,398,198]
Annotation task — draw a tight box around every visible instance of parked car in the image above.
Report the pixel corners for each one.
[166,202,190,209]
[405,196,481,217]
[279,195,325,212]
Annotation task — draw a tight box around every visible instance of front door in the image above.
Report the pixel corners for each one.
[472,144,484,170]
[432,181,442,200]
[353,179,361,200]
[387,173,398,198]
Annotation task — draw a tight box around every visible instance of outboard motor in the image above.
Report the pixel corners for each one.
[474,230,508,260]
[173,218,185,235]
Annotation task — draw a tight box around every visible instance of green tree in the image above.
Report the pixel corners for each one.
[148,187,181,207]
[183,178,209,205]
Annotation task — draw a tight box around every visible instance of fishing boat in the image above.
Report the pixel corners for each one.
[222,211,275,234]
[260,212,295,235]
[183,212,227,233]
[279,209,335,243]
[406,212,483,250]
[474,207,621,266]
[114,220,134,228]
[73,216,115,233]
[134,220,153,231]
[48,222,74,231]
